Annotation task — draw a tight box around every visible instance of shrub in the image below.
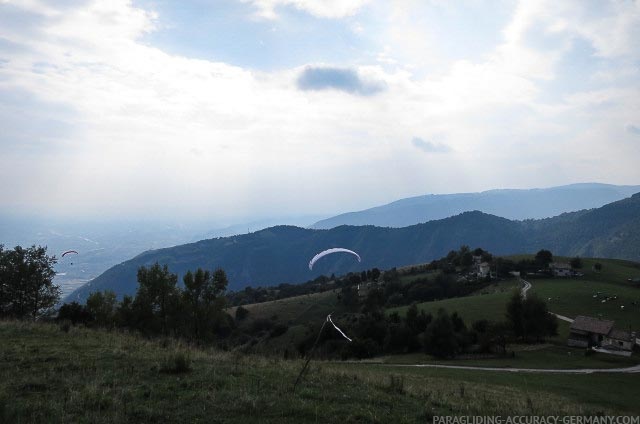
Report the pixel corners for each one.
[160,352,191,374]
[235,306,249,321]
[59,320,71,333]
[269,323,289,338]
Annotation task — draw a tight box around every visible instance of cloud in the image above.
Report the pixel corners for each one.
[296,66,385,96]
[243,0,370,20]
[411,137,451,154]
[627,125,640,135]
[1,0,640,220]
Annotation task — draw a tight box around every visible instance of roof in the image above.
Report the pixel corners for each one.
[570,316,614,335]
[550,262,571,269]
[608,328,632,342]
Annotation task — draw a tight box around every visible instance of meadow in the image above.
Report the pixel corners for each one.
[2,320,639,423]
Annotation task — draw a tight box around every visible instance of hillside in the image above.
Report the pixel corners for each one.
[311,183,640,229]
[69,194,640,302]
[3,320,639,421]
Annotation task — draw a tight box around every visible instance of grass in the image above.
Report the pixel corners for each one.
[387,279,520,325]
[529,277,640,330]
[2,320,640,423]
[381,344,639,369]
[327,362,640,416]
[228,289,344,326]
[383,259,640,369]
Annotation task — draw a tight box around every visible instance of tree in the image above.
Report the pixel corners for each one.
[570,257,583,269]
[424,309,458,358]
[506,290,525,339]
[183,268,229,338]
[86,290,117,327]
[534,249,553,267]
[522,295,558,342]
[0,245,60,319]
[506,290,557,342]
[57,301,91,325]
[134,263,179,335]
[370,268,381,281]
[593,262,602,272]
[235,305,249,321]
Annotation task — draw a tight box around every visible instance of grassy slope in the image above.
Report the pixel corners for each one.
[529,258,640,329]
[228,289,347,355]
[2,320,639,423]
[387,279,520,324]
[383,258,640,368]
[229,289,344,325]
[388,258,640,330]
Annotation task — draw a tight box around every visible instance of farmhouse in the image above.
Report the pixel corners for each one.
[568,315,635,356]
[602,329,634,351]
[567,315,613,348]
[477,262,491,278]
[550,262,572,277]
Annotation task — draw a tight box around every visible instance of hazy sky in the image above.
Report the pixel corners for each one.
[1,0,639,221]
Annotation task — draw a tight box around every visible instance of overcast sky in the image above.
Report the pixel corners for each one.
[1,0,639,222]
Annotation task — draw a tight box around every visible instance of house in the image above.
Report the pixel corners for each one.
[568,315,635,356]
[567,315,613,348]
[602,329,634,352]
[550,262,572,277]
[477,262,491,278]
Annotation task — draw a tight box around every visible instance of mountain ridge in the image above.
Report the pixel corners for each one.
[67,193,640,303]
[311,183,640,229]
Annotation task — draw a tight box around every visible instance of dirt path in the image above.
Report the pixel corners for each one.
[376,363,640,374]
[520,278,574,323]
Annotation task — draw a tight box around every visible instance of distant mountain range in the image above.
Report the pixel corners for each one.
[311,183,640,229]
[0,214,324,298]
[68,192,640,303]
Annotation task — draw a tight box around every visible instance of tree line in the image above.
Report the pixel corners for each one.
[297,287,558,360]
[59,263,232,341]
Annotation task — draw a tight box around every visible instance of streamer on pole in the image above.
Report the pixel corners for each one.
[293,313,352,392]
[327,314,352,342]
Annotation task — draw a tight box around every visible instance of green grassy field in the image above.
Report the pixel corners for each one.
[2,320,639,423]
[383,259,640,368]
[228,289,344,326]
[327,363,640,416]
[528,258,640,330]
[387,279,520,325]
[380,344,640,369]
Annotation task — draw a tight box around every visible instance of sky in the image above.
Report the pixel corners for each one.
[1,0,639,222]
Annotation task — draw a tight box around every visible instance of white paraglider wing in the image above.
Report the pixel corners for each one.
[308,248,361,270]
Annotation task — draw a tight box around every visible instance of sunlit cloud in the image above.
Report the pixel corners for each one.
[242,0,371,19]
[0,0,638,220]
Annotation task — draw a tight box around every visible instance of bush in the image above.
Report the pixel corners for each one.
[269,323,289,338]
[160,352,191,374]
[59,320,71,333]
[235,306,249,321]
[250,318,275,334]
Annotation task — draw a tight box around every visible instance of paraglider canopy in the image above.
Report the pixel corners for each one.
[61,250,78,257]
[309,248,361,270]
